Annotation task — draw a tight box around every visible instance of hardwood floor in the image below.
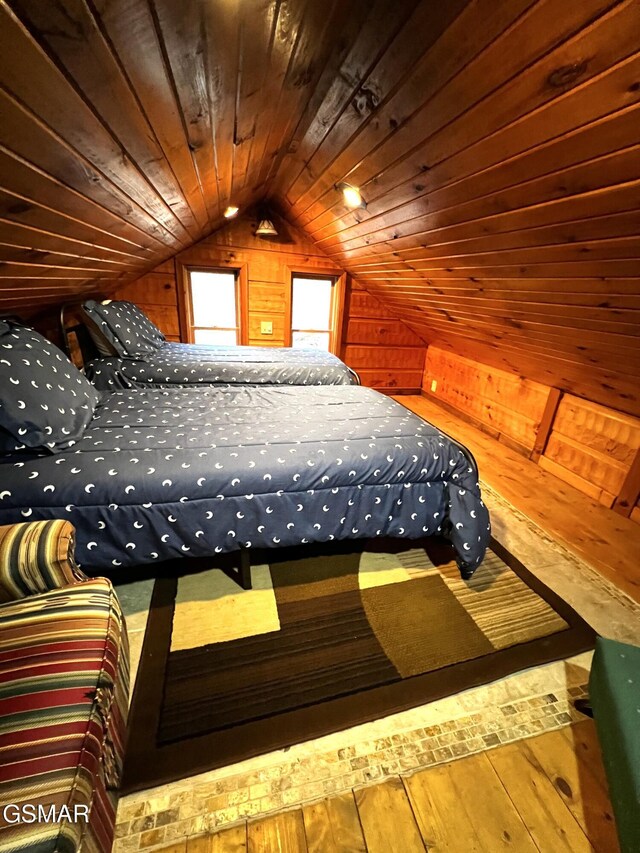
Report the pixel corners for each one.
[153,721,618,852]
[396,395,640,603]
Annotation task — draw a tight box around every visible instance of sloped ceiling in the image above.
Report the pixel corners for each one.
[0,0,638,412]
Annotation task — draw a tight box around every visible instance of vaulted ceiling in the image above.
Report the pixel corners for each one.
[1,0,638,412]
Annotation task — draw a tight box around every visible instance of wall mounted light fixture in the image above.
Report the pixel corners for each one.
[335,181,366,210]
[255,217,278,236]
[224,205,239,218]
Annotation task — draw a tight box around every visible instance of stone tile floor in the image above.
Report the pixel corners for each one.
[113,483,640,852]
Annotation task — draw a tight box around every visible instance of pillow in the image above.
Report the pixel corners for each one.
[0,321,100,452]
[82,300,165,357]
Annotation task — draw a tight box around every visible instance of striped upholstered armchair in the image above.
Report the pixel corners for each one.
[0,520,129,853]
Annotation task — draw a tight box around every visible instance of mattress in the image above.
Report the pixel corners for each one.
[0,385,490,576]
[84,342,357,390]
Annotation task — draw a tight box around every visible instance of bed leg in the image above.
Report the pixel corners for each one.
[221,547,253,590]
[238,547,252,590]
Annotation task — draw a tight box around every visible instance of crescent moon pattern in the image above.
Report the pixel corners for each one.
[0,341,488,575]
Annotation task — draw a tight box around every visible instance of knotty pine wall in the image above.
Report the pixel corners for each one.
[113,260,181,341]
[342,283,425,392]
[423,346,640,521]
[114,214,426,392]
[277,0,640,420]
[541,395,640,510]
[422,348,551,456]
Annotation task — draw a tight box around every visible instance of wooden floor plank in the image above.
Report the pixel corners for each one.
[302,791,366,853]
[209,823,248,853]
[560,719,612,793]
[396,395,640,601]
[247,810,307,853]
[525,723,620,852]
[156,842,187,853]
[412,752,538,851]
[487,738,595,852]
[403,762,485,851]
[162,724,619,853]
[355,776,425,853]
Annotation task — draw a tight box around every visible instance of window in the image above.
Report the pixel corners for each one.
[291,276,334,351]
[188,270,238,345]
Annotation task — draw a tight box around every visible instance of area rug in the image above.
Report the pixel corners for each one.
[123,537,595,792]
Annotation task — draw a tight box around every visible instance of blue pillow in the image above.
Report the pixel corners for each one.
[0,321,100,452]
[82,300,165,357]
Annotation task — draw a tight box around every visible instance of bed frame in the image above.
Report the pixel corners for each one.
[59,301,103,369]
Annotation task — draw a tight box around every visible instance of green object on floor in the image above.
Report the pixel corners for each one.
[589,637,640,853]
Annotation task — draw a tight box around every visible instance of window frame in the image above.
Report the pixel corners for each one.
[286,267,346,355]
[179,263,248,345]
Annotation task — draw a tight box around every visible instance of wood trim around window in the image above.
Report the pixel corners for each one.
[285,265,347,355]
[176,262,249,345]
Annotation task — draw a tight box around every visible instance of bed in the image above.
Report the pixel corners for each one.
[83,343,359,390]
[73,300,358,390]
[0,321,490,578]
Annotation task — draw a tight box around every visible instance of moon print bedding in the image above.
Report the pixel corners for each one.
[0,383,490,578]
[84,343,359,391]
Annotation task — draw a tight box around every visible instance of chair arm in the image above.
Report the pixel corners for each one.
[0,520,86,602]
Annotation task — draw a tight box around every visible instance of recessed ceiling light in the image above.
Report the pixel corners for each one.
[224,205,239,218]
[335,182,366,210]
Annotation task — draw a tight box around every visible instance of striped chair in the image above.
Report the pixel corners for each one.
[0,521,129,853]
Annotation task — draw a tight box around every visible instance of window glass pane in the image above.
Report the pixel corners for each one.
[292,277,332,331]
[292,331,330,351]
[190,271,236,328]
[193,328,238,346]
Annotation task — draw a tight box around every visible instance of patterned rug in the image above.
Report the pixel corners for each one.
[123,537,595,792]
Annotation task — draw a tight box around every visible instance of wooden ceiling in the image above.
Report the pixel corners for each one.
[1,0,639,413]
[0,0,381,307]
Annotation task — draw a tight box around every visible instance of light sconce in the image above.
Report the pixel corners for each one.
[223,205,239,218]
[335,181,366,210]
[255,217,278,237]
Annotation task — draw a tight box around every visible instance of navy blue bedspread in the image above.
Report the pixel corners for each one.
[0,385,490,576]
[85,342,357,390]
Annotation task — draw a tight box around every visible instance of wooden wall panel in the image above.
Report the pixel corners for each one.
[113,261,181,340]
[276,0,640,418]
[340,283,426,392]
[173,214,341,349]
[346,319,425,347]
[540,396,640,507]
[117,215,424,389]
[422,345,640,514]
[422,347,551,454]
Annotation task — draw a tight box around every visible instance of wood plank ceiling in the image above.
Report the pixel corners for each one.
[0,0,638,413]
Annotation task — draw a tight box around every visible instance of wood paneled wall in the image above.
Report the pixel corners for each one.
[342,283,425,392]
[177,215,344,349]
[423,346,640,521]
[114,261,181,341]
[116,213,425,389]
[541,396,640,509]
[277,0,640,418]
[422,348,552,455]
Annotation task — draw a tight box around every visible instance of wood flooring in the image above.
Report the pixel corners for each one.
[397,395,640,603]
[153,720,618,852]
